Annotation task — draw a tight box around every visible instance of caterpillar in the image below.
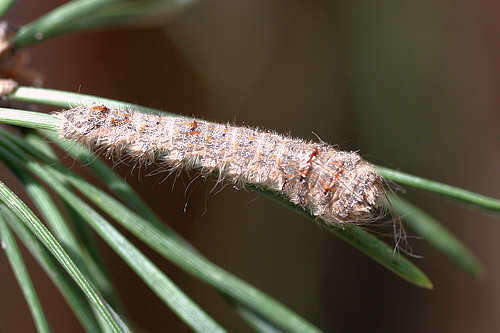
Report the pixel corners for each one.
[56,104,387,226]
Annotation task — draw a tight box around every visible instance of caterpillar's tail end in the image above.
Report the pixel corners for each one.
[317,157,408,252]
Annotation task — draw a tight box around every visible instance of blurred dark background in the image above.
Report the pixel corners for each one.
[1,0,500,332]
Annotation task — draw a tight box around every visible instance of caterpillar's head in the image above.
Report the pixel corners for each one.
[312,150,386,224]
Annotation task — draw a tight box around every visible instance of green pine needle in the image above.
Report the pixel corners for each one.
[0,212,52,333]
[0,207,101,332]
[377,166,500,213]
[11,0,197,48]
[0,181,125,333]
[0,0,15,17]
[389,194,482,276]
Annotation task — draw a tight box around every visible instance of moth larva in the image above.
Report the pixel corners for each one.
[57,105,386,225]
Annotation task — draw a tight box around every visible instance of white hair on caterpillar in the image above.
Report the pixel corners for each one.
[56,104,392,228]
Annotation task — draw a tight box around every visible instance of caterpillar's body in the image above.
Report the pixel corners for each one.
[57,105,385,225]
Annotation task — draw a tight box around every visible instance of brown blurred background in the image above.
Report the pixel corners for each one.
[1,0,500,332]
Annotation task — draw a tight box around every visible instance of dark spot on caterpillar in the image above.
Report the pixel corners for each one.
[91,105,109,114]
[186,120,201,135]
[306,147,319,164]
[186,130,201,136]
[322,162,344,195]
[190,120,198,130]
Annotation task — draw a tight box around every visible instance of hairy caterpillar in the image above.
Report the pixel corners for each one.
[56,104,387,226]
